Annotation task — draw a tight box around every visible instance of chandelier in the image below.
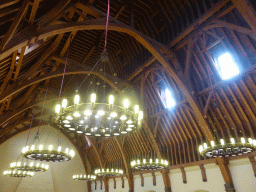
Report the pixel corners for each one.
[22,144,75,162]
[199,137,256,158]
[3,170,34,177]
[73,174,96,181]
[10,161,49,172]
[131,158,168,171]
[55,92,143,137]
[95,168,124,177]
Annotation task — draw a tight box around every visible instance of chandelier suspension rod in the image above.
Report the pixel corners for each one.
[104,0,110,52]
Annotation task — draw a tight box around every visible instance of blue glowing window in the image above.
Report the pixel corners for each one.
[165,89,175,108]
[216,52,239,80]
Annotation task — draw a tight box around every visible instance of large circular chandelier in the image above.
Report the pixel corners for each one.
[3,170,34,177]
[94,168,124,177]
[10,161,49,172]
[131,158,169,171]
[55,93,143,137]
[73,174,96,181]
[199,137,256,158]
[22,144,75,162]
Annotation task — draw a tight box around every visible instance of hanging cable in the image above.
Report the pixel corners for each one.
[36,87,49,135]
[103,0,110,52]
[25,110,35,146]
[58,35,74,100]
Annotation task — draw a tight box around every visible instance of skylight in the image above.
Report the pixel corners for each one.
[217,52,239,80]
[165,89,175,108]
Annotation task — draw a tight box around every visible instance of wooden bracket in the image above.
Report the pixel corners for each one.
[215,157,235,192]
[161,169,171,191]
[152,171,156,186]
[180,167,187,183]
[87,181,91,192]
[94,180,97,190]
[249,156,256,177]
[114,178,116,189]
[104,176,109,192]
[100,179,102,190]
[140,173,144,187]
[121,176,124,188]
[199,164,207,182]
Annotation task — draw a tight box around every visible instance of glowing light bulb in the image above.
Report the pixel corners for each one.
[220,139,225,145]
[55,104,61,114]
[138,111,143,120]
[109,95,114,105]
[65,148,69,154]
[150,159,153,163]
[74,94,80,105]
[135,105,139,113]
[30,145,35,150]
[49,145,53,151]
[230,138,235,144]
[203,143,207,149]
[58,146,61,152]
[42,164,45,168]
[137,159,140,164]
[97,110,105,116]
[22,147,26,153]
[29,162,34,167]
[143,159,146,163]
[36,163,39,167]
[241,137,245,144]
[31,172,34,176]
[39,145,43,150]
[120,115,127,120]
[210,141,215,147]
[17,162,21,167]
[124,99,129,108]
[248,138,253,144]
[84,110,92,116]
[45,165,49,170]
[73,112,81,117]
[110,112,117,117]
[62,99,67,108]
[199,145,203,153]
[70,150,75,157]
[91,93,96,103]
[156,159,159,163]
[253,139,256,146]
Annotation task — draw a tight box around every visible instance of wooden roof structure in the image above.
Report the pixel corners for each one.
[1,0,256,191]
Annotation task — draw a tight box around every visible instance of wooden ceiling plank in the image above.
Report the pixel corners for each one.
[0,0,29,51]
[0,0,19,10]
[28,0,40,24]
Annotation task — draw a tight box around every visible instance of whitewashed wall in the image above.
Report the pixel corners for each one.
[0,126,87,192]
[230,158,256,192]
[90,158,256,192]
[170,163,225,192]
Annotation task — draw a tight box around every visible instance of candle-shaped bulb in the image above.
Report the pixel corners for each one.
[58,146,61,152]
[230,138,235,144]
[248,138,253,144]
[91,93,96,103]
[211,141,215,147]
[55,104,61,114]
[49,145,53,151]
[203,143,207,149]
[220,139,225,145]
[30,145,35,150]
[138,111,143,120]
[62,99,67,108]
[135,105,139,113]
[241,137,245,144]
[124,99,129,108]
[74,94,80,105]
[39,144,43,150]
[109,95,114,105]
